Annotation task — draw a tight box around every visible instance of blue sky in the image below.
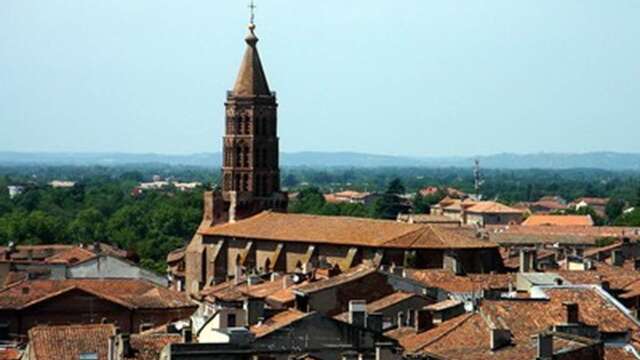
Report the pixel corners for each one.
[1,1,638,157]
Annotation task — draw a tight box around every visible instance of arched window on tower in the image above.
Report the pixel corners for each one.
[235,116,242,134]
[255,148,261,168]
[255,174,261,196]
[242,146,250,167]
[244,115,250,134]
[242,174,249,192]
[235,146,242,166]
[234,174,240,190]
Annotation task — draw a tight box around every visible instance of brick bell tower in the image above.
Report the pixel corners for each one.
[202,20,288,227]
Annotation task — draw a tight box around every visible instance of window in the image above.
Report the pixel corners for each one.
[242,174,249,192]
[79,353,98,360]
[227,313,237,328]
[0,322,9,340]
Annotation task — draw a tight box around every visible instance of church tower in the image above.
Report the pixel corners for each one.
[202,20,288,226]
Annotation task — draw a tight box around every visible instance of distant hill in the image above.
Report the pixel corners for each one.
[0,151,639,170]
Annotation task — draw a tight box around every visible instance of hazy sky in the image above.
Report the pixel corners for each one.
[1,1,639,157]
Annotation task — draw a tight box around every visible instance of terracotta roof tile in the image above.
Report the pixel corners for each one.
[200,211,497,250]
[127,333,182,360]
[425,299,462,312]
[488,225,640,245]
[0,279,195,310]
[551,261,640,290]
[295,265,377,295]
[407,270,514,294]
[166,248,185,264]
[465,202,523,215]
[28,324,116,360]
[0,348,21,360]
[334,292,424,322]
[249,309,312,338]
[393,286,639,359]
[522,215,594,227]
[45,247,96,264]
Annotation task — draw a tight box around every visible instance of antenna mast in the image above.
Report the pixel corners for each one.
[474,159,484,200]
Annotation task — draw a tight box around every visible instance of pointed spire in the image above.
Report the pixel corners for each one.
[232,4,271,97]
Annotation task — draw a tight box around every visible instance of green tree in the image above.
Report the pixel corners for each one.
[387,178,406,195]
[373,179,409,219]
[68,208,105,244]
[605,198,625,223]
[289,187,326,214]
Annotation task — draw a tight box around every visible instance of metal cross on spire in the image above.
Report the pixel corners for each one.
[249,0,257,25]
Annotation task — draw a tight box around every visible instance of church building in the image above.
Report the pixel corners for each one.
[180,22,504,296]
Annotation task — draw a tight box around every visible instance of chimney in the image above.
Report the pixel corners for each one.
[414,309,433,333]
[397,311,406,328]
[121,333,133,357]
[490,328,512,351]
[612,249,624,267]
[453,257,465,276]
[366,313,383,333]
[182,326,193,343]
[536,333,553,359]
[246,298,265,326]
[93,240,102,254]
[519,248,537,273]
[348,300,367,328]
[563,302,579,324]
[634,259,640,271]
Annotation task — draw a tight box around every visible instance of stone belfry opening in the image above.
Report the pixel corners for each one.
[202,20,288,226]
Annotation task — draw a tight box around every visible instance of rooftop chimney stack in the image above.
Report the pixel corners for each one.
[536,333,553,359]
[563,302,579,324]
[415,309,433,333]
[348,300,367,328]
[519,248,537,273]
[182,326,193,343]
[490,328,512,351]
[612,249,624,267]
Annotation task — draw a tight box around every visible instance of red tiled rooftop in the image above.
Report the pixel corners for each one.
[45,246,96,264]
[522,215,594,227]
[334,291,424,322]
[28,324,116,360]
[0,279,195,310]
[249,309,312,338]
[199,211,497,250]
[465,201,523,215]
[391,286,639,359]
[489,225,640,245]
[407,269,514,294]
[127,333,183,360]
[0,348,21,360]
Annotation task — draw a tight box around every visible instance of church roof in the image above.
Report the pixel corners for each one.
[232,25,271,97]
[198,211,498,250]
